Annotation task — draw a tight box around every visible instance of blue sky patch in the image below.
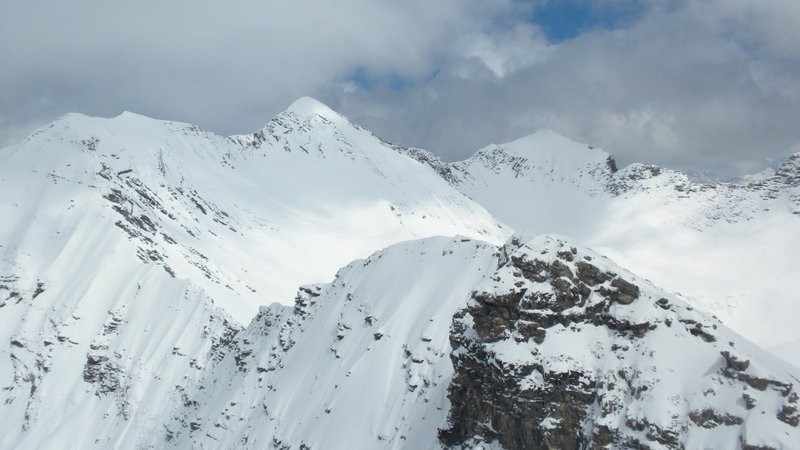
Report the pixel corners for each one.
[530,1,648,42]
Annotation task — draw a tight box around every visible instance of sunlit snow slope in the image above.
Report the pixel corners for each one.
[161,236,800,449]
[0,98,508,447]
[1,97,507,321]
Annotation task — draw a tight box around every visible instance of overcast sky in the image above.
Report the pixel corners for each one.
[2,0,799,176]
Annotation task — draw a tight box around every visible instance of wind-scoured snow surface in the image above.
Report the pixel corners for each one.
[1,97,798,448]
[447,131,800,364]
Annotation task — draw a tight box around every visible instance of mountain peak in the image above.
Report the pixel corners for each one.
[493,128,611,163]
[284,96,342,121]
[457,128,616,183]
[114,110,153,121]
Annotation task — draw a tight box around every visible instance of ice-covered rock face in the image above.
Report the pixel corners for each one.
[442,235,800,450]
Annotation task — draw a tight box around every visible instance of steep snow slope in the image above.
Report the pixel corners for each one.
[1,97,507,321]
[0,113,243,448]
[445,130,800,363]
[23,235,792,449]
[0,262,236,449]
[161,237,501,449]
[2,98,797,448]
[0,98,508,447]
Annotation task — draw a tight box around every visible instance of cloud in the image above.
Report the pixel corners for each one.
[2,0,799,176]
[451,23,551,79]
[0,0,508,144]
[332,1,800,176]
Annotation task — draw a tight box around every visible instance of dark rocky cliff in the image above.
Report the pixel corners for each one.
[440,236,800,450]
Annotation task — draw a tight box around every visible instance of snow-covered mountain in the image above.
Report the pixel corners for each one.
[6,232,796,448]
[444,235,799,449]
[0,97,507,319]
[176,235,799,450]
[160,236,501,449]
[449,129,618,237]
[0,97,508,447]
[423,131,800,365]
[1,97,798,448]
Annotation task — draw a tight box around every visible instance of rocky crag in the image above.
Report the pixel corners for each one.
[442,235,800,450]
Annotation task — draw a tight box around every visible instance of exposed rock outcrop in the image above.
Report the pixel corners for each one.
[441,235,800,449]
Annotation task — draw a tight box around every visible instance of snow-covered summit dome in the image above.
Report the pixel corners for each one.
[282,96,343,122]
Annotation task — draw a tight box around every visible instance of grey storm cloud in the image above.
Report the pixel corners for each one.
[1,0,799,176]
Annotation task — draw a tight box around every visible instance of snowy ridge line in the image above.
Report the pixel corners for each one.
[5,234,793,449]
[0,98,508,448]
[0,96,798,448]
